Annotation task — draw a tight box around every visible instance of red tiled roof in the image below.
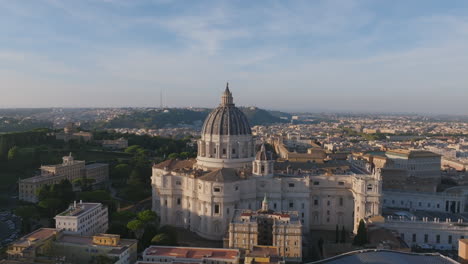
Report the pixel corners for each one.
[145,246,239,260]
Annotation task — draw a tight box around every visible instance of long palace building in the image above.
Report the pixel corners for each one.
[151,84,382,240]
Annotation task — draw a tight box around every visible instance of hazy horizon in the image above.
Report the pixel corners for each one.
[1,0,468,115]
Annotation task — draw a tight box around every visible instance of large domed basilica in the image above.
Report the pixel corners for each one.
[151,84,382,241]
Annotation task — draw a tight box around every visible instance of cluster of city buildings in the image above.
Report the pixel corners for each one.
[149,87,468,263]
[5,87,468,264]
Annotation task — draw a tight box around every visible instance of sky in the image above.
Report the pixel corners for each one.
[1,0,468,115]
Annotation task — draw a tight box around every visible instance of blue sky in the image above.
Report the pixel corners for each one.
[1,0,468,114]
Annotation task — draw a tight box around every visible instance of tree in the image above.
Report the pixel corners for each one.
[15,205,39,233]
[151,229,178,246]
[38,198,63,216]
[73,177,95,191]
[127,219,144,240]
[179,152,190,159]
[125,145,144,155]
[7,146,19,161]
[141,224,159,248]
[112,164,131,180]
[137,210,158,223]
[127,170,142,186]
[167,153,179,160]
[353,219,368,246]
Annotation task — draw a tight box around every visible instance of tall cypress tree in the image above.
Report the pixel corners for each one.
[353,219,368,246]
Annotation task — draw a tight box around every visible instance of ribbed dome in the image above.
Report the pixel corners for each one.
[201,84,252,136]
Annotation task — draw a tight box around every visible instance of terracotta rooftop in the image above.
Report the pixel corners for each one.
[11,228,59,247]
[153,159,196,170]
[144,246,239,260]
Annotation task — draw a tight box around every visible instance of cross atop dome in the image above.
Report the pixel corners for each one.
[221,82,234,106]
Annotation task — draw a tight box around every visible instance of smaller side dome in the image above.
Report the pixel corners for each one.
[256,144,273,161]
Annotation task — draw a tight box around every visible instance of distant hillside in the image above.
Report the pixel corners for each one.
[0,117,53,133]
[93,107,288,129]
[239,107,288,126]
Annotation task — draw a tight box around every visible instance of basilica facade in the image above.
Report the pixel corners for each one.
[151,85,382,240]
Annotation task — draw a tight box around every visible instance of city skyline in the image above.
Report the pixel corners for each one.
[1,0,468,114]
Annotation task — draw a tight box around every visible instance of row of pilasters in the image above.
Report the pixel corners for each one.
[198,139,254,159]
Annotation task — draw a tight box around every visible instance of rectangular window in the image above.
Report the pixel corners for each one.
[436,235,440,243]
[327,200,330,206]
[214,204,220,214]
[313,181,319,185]
[177,198,181,205]
[424,234,428,243]
[214,187,221,192]
[301,203,305,209]
[339,197,343,206]
[289,183,295,187]
[289,202,294,208]
[448,235,452,244]
[338,181,344,185]
[232,148,236,154]
[314,199,318,205]
[274,203,277,209]
[176,180,181,185]
[412,234,416,242]
[223,149,226,155]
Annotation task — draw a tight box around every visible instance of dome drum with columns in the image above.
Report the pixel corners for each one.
[196,83,255,170]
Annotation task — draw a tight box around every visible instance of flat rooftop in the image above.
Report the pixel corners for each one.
[85,163,108,169]
[56,202,102,217]
[144,246,239,260]
[11,228,58,247]
[41,160,85,168]
[386,149,441,158]
[20,173,67,183]
[308,249,458,264]
[382,208,468,223]
[58,234,136,248]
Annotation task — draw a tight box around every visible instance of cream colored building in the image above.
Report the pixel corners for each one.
[151,86,382,241]
[84,163,109,184]
[19,154,109,203]
[102,138,128,149]
[6,228,59,261]
[54,201,108,236]
[228,195,302,262]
